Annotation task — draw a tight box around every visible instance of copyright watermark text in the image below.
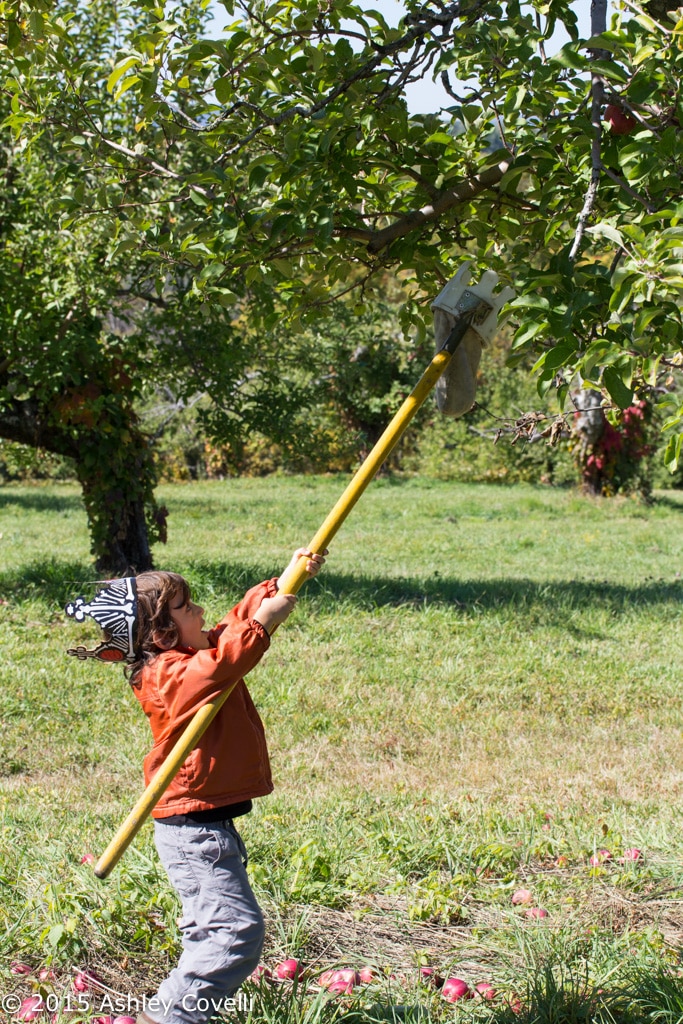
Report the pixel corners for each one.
[2,990,254,1016]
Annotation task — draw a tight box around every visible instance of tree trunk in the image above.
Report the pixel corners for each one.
[0,394,161,574]
[78,475,156,576]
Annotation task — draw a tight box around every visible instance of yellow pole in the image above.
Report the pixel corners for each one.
[94,317,477,879]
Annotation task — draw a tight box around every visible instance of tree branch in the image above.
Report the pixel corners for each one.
[569,0,608,261]
[600,164,655,212]
[0,397,79,459]
[365,159,510,254]
[217,0,487,160]
[72,128,214,199]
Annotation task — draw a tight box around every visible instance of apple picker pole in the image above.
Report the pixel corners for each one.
[92,264,514,879]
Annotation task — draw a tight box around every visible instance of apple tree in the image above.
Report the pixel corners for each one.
[1,0,682,509]
[0,105,168,572]
[0,74,308,571]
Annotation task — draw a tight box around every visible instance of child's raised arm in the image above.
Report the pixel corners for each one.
[280,547,327,581]
[253,548,327,634]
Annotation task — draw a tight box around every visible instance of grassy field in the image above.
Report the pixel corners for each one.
[1,477,683,1024]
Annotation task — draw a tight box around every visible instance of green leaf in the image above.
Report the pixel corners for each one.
[107,238,138,262]
[543,338,578,371]
[499,164,528,192]
[248,161,272,189]
[602,365,634,409]
[114,75,140,100]
[591,60,630,83]
[425,131,454,146]
[609,271,638,314]
[663,431,683,472]
[512,320,547,349]
[6,19,22,51]
[29,11,45,38]
[550,44,585,70]
[633,307,661,335]
[107,57,139,94]
[587,223,624,247]
[214,76,232,104]
[510,295,550,310]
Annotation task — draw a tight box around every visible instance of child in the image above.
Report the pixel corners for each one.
[66,548,326,1024]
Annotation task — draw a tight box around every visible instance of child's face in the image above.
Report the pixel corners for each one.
[169,590,210,650]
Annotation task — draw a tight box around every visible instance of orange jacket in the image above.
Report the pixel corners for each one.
[133,578,276,818]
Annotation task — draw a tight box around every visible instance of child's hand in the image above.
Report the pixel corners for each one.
[253,593,297,635]
[285,547,328,578]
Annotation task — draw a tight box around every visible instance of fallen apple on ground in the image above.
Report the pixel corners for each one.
[72,969,103,992]
[442,978,473,1002]
[323,969,359,994]
[524,907,549,919]
[10,963,32,975]
[17,996,43,1021]
[275,958,305,981]
[475,981,496,1000]
[250,965,273,983]
[327,979,355,995]
[511,888,533,905]
[419,967,444,988]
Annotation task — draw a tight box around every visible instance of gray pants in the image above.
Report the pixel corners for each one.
[148,819,265,1024]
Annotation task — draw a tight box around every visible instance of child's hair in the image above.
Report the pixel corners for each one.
[127,571,191,686]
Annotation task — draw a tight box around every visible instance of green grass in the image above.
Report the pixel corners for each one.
[1,478,683,1023]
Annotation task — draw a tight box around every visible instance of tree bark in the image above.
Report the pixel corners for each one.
[0,394,158,574]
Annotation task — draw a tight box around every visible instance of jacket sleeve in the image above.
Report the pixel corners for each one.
[225,577,280,626]
[157,578,278,724]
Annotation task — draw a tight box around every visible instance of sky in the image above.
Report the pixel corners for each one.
[210,0,595,115]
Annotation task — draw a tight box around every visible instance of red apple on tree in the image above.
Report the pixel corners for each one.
[605,104,637,135]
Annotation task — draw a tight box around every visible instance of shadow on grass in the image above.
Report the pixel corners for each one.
[0,489,82,514]
[0,557,680,619]
[179,559,682,619]
[651,493,683,512]
[0,559,94,605]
